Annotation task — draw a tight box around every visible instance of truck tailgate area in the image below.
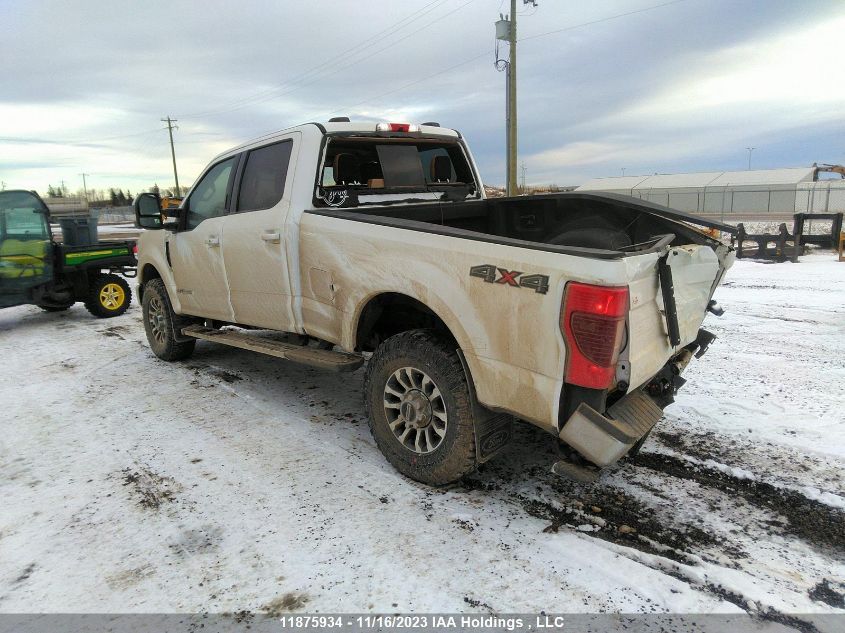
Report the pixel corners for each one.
[625,245,723,390]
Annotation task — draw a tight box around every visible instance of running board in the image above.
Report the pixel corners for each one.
[181,325,364,372]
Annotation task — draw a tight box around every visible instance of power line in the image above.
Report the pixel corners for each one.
[184,0,478,120]
[320,51,490,119]
[519,0,690,43]
[5,0,691,178]
[176,0,455,119]
[324,0,690,122]
[242,49,491,148]
[0,127,163,148]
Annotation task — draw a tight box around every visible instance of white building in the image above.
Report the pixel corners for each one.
[577,166,845,221]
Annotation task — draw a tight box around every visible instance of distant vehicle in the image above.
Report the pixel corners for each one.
[133,120,733,485]
[160,196,183,221]
[0,190,136,317]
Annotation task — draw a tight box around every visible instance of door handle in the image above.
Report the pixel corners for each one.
[205,236,220,247]
[261,232,281,243]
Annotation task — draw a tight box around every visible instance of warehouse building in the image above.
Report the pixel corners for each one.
[576,164,845,222]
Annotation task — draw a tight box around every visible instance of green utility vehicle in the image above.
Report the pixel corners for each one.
[0,189,136,317]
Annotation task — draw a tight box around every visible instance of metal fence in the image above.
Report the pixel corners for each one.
[94,206,134,224]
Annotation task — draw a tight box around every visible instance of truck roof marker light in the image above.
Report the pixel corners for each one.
[376,123,420,133]
[561,282,629,390]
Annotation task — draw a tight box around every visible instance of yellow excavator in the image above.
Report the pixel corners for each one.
[159,196,183,221]
[815,163,845,179]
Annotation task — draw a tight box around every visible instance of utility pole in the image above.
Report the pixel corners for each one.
[79,173,89,203]
[507,0,518,197]
[496,1,537,197]
[161,116,180,195]
[746,147,755,170]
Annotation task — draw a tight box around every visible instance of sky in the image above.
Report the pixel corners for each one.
[1,0,844,196]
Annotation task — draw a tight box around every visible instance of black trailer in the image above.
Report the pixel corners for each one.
[0,190,136,317]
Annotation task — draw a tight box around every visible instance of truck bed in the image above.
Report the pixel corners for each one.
[308,192,735,258]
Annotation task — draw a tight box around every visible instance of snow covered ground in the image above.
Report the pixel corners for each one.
[1,253,843,625]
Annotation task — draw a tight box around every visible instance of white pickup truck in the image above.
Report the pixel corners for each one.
[133,119,734,485]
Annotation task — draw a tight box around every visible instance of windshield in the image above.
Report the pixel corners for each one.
[316,136,477,207]
[0,191,50,240]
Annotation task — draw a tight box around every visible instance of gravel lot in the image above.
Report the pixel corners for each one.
[1,253,843,627]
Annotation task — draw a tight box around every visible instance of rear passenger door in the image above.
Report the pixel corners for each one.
[222,133,299,330]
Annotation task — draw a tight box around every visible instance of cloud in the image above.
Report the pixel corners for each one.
[520,6,845,184]
[0,0,843,193]
[623,15,845,118]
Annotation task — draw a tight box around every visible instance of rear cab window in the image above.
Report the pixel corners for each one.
[315,135,478,208]
[236,140,293,213]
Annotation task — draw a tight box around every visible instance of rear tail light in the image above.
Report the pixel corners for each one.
[132,243,138,255]
[376,122,420,133]
[561,282,629,389]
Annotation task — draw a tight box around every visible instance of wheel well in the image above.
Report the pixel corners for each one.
[138,264,162,301]
[355,293,457,352]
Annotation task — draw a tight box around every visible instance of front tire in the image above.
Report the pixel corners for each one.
[142,278,195,361]
[84,273,131,318]
[364,329,477,486]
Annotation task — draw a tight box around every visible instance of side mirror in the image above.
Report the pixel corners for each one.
[133,193,163,229]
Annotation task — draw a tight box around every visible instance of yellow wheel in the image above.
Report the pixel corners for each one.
[99,282,126,310]
[85,273,131,318]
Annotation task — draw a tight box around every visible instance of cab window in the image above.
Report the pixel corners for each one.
[185,157,236,230]
[317,138,474,197]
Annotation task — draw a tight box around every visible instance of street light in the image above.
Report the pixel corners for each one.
[746,147,755,170]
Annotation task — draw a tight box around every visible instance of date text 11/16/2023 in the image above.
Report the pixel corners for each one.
[276,614,568,630]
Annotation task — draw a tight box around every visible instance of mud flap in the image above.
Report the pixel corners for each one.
[558,390,664,467]
[457,350,513,463]
[474,412,514,463]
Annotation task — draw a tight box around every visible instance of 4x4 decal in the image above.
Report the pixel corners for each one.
[469,264,550,294]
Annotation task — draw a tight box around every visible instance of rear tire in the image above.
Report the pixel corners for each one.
[364,329,477,486]
[142,278,196,361]
[84,273,131,318]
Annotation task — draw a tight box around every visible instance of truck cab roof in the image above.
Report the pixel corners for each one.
[222,121,461,158]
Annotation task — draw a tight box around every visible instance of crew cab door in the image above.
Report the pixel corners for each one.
[221,135,298,330]
[169,156,238,321]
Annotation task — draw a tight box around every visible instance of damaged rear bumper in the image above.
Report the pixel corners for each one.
[556,328,714,469]
[558,390,665,467]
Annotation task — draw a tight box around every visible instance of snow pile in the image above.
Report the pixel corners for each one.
[1,252,844,618]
